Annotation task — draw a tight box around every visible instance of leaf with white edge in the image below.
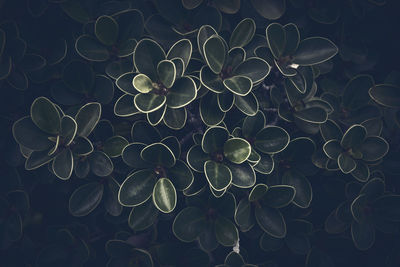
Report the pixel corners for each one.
[52,148,73,180]
[75,35,110,62]
[95,15,118,46]
[167,38,192,70]
[157,60,176,88]
[369,84,400,108]
[292,37,338,66]
[133,73,154,93]
[75,102,101,137]
[338,153,356,174]
[134,93,166,113]
[255,205,286,238]
[30,97,60,134]
[282,170,313,208]
[69,182,104,217]
[203,35,226,74]
[134,38,166,81]
[12,116,54,151]
[223,138,251,164]
[266,23,286,59]
[223,75,253,96]
[229,18,256,48]
[215,216,239,246]
[141,142,176,168]
[234,57,271,83]
[173,207,206,242]
[254,126,290,154]
[225,161,256,189]
[89,151,113,177]
[204,160,232,191]
[202,126,229,153]
[166,76,197,108]
[153,178,177,213]
[103,136,128,158]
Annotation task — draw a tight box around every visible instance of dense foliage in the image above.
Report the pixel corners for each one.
[1,0,400,266]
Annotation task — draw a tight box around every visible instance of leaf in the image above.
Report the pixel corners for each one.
[131,120,161,144]
[52,148,73,180]
[223,75,253,96]
[202,126,229,153]
[255,205,286,238]
[134,38,166,81]
[225,161,256,188]
[294,107,327,123]
[262,185,295,208]
[167,38,192,70]
[283,23,300,55]
[342,75,375,110]
[320,119,343,141]
[118,169,157,207]
[214,0,240,14]
[95,15,118,46]
[292,37,338,66]
[166,76,197,108]
[103,136,128,158]
[234,92,259,116]
[359,136,389,161]
[260,233,284,252]
[71,136,93,156]
[323,140,342,160]
[235,198,254,230]
[157,60,176,88]
[282,170,312,208]
[163,107,187,130]
[254,153,274,174]
[197,25,218,59]
[223,138,251,164]
[249,184,269,202]
[203,35,226,74]
[251,0,286,20]
[215,216,239,246]
[141,142,176,168]
[200,66,225,93]
[200,92,226,126]
[116,72,137,95]
[173,207,206,242]
[186,145,210,172]
[69,182,104,217]
[369,84,400,107]
[122,142,152,169]
[266,23,286,59]
[168,159,194,191]
[75,35,109,61]
[114,94,140,117]
[129,198,158,231]
[233,57,271,83]
[254,126,290,154]
[75,102,101,137]
[242,111,266,139]
[340,124,367,150]
[12,116,53,151]
[25,149,55,170]
[133,73,154,93]
[134,93,166,113]
[204,160,232,191]
[229,18,256,48]
[338,153,356,174]
[152,178,177,213]
[89,151,113,177]
[351,220,375,250]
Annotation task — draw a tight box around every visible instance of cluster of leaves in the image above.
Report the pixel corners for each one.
[1,0,400,266]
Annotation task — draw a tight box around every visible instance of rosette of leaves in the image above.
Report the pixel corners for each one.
[322,124,389,181]
[75,9,144,62]
[259,219,313,256]
[173,192,239,250]
[74,119,127,179]
[105,239,153,267]
[0,21,46,90]
[198,20,271,123]
[264,22,338,78]
[119,136,194,213]
[115,38,196,129]
[320,75,381,126]
[187,126,255,196]
[51,60,115,106]
[0,190,29,249]
[232,111,290,175]
[325,178,400,250]
[35,228,89,267]
[215,251,257,267]
[12,97,101,180]
[234,183,295,238]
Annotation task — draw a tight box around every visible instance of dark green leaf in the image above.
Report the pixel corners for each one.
[69,182,104,216]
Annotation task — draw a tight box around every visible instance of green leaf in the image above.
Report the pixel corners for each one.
[200,92,226,125]
[292,37,338,66]
[75,102,101,137]
[141,142,176,168]
[157,60,176,88]
[215,216,239,246]
[204,160,232,191]
[122,142,152,169]
[75,35,109,61]
[202,126,229,153]
[134,93,166,113]
[254,154,274,174]
[234,92,259,116]
[242,111,266,139]
[69,182,104,216]
[163,107,187,130]
[351,221,375,250]
[52,148,73,180]
[342,75,375,110]
[224,251,245,266]
[134,38,166,81]
[254,126,290,154]
[251,0,286,20]
[263,185,295,208]
[186,145,210,172]
[12,116,53,151]
[260,233,284,252]
[359,136,389,161]
[266,23,286,59]
[152,178,177,213]
[229,18,256,48]
[351,194,369,223]
[129,198,158,231]
[103,136,128,158]
[166,76,197,108]
[114,94,140,117]
[60,115,77,146]
[119,169,157,207]
[283,23,300,55]
[223,138,251,164]
[214,0,240,14]
[147,106,166,126]
[133,73,154,93]
[233,57,271,83]
[223,75,253,96]
[338,153,356,174]
[25,149,55,170]
[173,207,206,242]
[203,35,226,74]
[167,38,192,70]
[282,170,312,208]
[340,124,367,150]
[323,140,342,160]
[249,183,269,202]
[131,120,161,144]
[87,151,112,177]
[95,15,118,46]
[71,136,93,156]
[200,66,225,93]
[369,84,400,107]
[320,119,342,141]
[255,205,286,238]
[116,72,137,95]
[168,159,194,191]
[235,198,254,230]
[197,25,218,59]
[225,161,256,188]
[294,107,327,123]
